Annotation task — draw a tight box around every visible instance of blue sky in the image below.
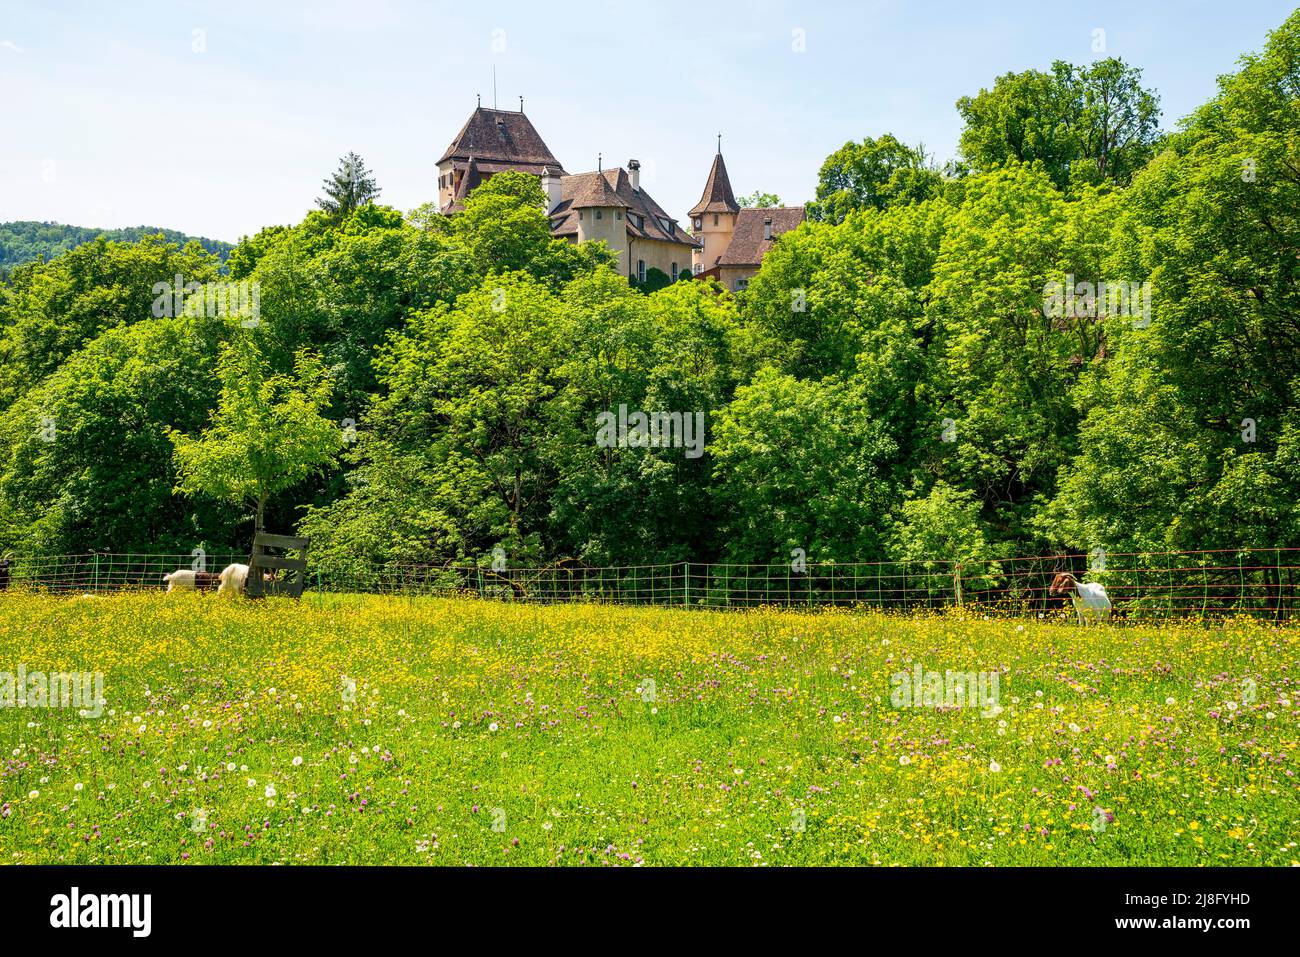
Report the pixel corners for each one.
[1,0,1294,242]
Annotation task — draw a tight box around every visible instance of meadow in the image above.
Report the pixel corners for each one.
[0,592,1296,866]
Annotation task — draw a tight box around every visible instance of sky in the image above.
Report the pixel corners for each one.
[1,0,1295,243]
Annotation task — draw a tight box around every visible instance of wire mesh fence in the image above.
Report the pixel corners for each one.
[3,547,1298,621]
[2,552,250,593]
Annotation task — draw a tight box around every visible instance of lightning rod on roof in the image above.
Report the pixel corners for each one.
[717,132,722,153]
[598,152,602,172]
[519,95,524,112]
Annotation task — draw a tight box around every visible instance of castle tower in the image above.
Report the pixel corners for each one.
[688,140,739,273]
[569,169,631,269]
[437,102,566,213]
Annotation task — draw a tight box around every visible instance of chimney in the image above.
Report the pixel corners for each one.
[628,158,641,192]
[541,167,562,212]
[763,217,773,241]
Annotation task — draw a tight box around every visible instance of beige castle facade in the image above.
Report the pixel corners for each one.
[437,104,800,288]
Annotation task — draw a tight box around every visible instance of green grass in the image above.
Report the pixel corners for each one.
[0,591,1296,865]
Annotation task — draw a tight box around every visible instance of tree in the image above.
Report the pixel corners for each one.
[636,266,672,293]
[301,273,573,567]
[548,272,741,565]
[711,369,899,563]
[1046,11,1300,552]
[1070,58,1163,185]
[169,335,342,533]
[451,171,553,273]
[888,482,1001,595]
[317,152,381,218]
[957,59,1161,189]
[737,190,782,208]
[808,134,942,223]
[227,225,289,280]
[405,201,450,234]
[920,163,1093,545]
[0,316,231,553]
[0,234,222,407]
[742,195,948,381]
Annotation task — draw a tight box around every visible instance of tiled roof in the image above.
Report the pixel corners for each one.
[549,169,700,249]
[688,152,739,217]
[716,207,805,266]
[438,107,566,172]
[564,171,630,209]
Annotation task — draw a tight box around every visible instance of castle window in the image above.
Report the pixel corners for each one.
[615,211,622,220]
[637,260,646,283]
[579,211,584,221]
[694,263,702,275]
[671,262,677,278]
[595,209,603,220]
[713,214,719,226]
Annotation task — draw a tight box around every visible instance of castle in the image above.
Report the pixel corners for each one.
[437,103,804,291]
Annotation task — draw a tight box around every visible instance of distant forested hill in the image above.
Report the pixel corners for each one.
[0,221,233,269]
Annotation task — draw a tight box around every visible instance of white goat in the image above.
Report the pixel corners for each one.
[1049,572,1112,625]
[163,569,220,592]
[217,563,251,596]
[163,569,196,592]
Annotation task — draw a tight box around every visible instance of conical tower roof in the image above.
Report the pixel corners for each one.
[689,151,739,217]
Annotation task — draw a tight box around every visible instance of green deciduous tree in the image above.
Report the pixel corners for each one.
[169,335,342,533]
[957,58,1161,190]
[0,235,222,407]
[711,368,899,563]
[451,171,552,273]
[0,316,232,553]
[737,190,782,208]
[808,134,942,223]
[889,482,1002,595]
[1047,11,1300,552]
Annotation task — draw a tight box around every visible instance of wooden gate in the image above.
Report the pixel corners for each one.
[246,532,310,598]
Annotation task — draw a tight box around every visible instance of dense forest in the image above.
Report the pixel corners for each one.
[0,221,233,273]
[1,11,1297,573]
